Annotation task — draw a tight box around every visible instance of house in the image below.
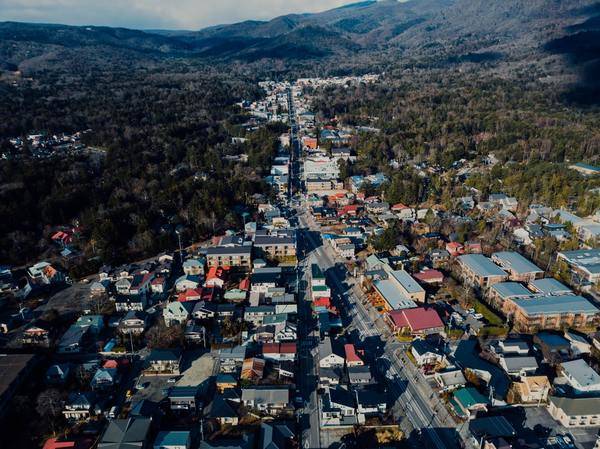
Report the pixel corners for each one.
[512,376,550,404]
[163,301,193,327]
[258,423,295,449]
[21,325,50,346]
[192,301,217,320]
[91,367,118,390]
[348,365,373,385]
[57,325,88,354]
[90,280,110,296]
[458,254,508,289]
[244,305,276,326]
[199,434,254,449]
[46,363,71,385]
[321,386,356,426]
[183,259,204,276]
[344,343,364,367]
[215,373,237,393]
[204,266,228,289]
[168,386,199,412]
[491,252,544,283]
[387,307,444,336]
[319,337,345,368]
[451,387,489,419]
[560,359,600,393]
[498,356,538,377]
[355,387,387,421]
[153,431,191,449]
[319,367,341,388]
[219,346,246,373]
[118,310,147,336]
[250,269,281,294]
[177,288,202,302]
[241,357,266,381]
[174,275,202,293]
[114,294,146,312]
[262,342,297,362]
[129,273,153,296]
[62,391,95,421]
[241,386,291,414]
[548,396,600,427]
[413,269,444,285]
[206,246,252,268]
[98,417,151,449]
[434,369,467,392]
[411,339,446,366]
[446,242,465,257]
[150,277,167,294]
[146,349,182,375]
[206,394,239,426]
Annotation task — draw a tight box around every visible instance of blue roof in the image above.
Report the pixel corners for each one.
[458,254,507,277]
[491,282,534,299]
[559,249,600,274]
[373,279,417,310]
[389,270,425,294]
[512,295,599,316]
[492,252,543,275]
[529,278,572,295]
[154,431,190,448]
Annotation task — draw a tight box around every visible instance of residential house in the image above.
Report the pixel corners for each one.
[244,305,276,326]
[219,346,246,373]
[434,369,467,392]
[560,359,600,393]
[57,325,88,354]
[241,386,291,415]
[183,259,204,276]
[414,269,444,285]
[356,387,387,422]
[548,396,600,427]
[174,275,202,293]
[258,423,295,449]
[254,234,296,262]
[153,431,191,449]
[241,357,266,382]
[168,386,200,412]
[321,387,356,426]
[98,418,151,449]
[91,367,118,390]
[46,364,71,385]
[512,376,550,404]
[262,342,297,362]
[163,302,194,327]
[411,339,446,366]
[146,349,182,376]
[556,249,600,285]
[451,387,489,420]
[62,392,95,421]
[118,310,148,336]
[319,337,345,369]
[192,301,217,320]
[319,367,341,388]
[498,356,539,378]
[344,343,364,367]
[215,374,237,393]
[206,394,239,426]
[348,365,373,385]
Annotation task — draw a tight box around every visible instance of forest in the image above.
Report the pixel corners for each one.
[0,63,279,266]
[311,69,600,214]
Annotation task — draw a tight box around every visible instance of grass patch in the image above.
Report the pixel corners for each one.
[472,298,504,326]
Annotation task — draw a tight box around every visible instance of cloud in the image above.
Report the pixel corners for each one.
[0,0,359,30]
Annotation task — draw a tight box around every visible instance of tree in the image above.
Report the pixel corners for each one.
[36,388,63,436]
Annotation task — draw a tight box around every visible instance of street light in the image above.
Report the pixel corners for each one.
[175,226,184,263]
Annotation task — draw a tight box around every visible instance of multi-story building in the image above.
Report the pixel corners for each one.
[491,252,544,283]
[548,396,600,427]
[457,254,509,289]
[253,234,296,263]
[206,246,252,268]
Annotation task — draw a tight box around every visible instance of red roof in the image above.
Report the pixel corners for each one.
[313,297,331,308]
[344,343,363,363]
[43,439,76,449]
[413,269,444,282]
[263,342,297,354]
[391,203,409,211]
[103,359,118,369]
[338,205,360,217]
[177,288,202,302]
[388,307,443,332]
[239,277,250,291]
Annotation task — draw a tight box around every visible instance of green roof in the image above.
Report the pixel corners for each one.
[312,285,329,292]
[311,264,325,279]
[453,387,488,409]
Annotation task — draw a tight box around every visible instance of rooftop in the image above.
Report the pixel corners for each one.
[529,278,572,295]
[492,251,543,275]
[389,269,425,294]
[458,254,507,277]
[561,359,600,388]
[491,282,535,299]
[373,279,417,310]
[512,295,599,316]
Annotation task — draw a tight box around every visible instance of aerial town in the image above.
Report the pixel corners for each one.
[1,73,600,449]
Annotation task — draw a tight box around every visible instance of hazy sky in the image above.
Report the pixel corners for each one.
[0,0,361,30]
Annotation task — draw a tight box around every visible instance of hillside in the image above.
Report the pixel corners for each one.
[0,0,599,91]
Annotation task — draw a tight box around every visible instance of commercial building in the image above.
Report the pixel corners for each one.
[548,396,600,427]
[386,307,444,336]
